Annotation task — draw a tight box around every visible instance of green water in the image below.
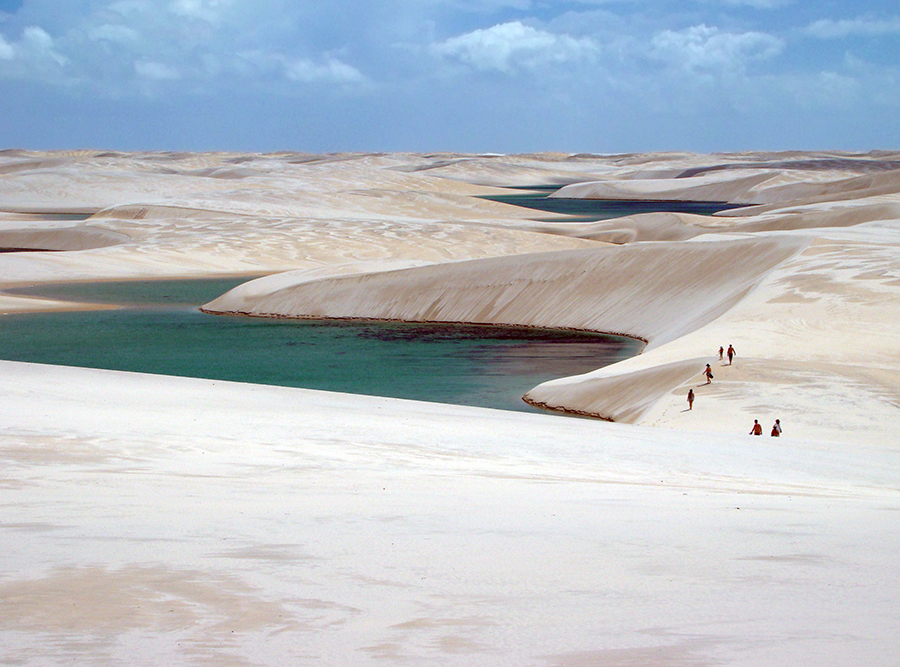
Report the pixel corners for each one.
[1,279,641,413]
[481,186,745,222]
[8,276,260,306]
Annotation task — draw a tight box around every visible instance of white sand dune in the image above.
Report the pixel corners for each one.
[1,150,899,665]
[203,236,804,348]
[2,360,899,666]
[552,163,900,206]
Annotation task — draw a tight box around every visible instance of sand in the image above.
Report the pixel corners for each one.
[1,150,899,665]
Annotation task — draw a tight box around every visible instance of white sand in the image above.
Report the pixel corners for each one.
[1,150,899,665]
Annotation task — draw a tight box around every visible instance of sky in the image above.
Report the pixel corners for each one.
[0,0,898,153]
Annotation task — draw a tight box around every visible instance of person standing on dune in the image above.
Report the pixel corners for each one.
[727,344,736,365]
[687,389,694,410]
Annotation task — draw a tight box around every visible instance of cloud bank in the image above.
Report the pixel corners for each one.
[0,0,896,151]
[432,21,600,73]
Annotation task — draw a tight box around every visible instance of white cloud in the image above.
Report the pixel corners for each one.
[432,21,599,73]
[21,25,66,64]
[87,23,140,45]
[285,57,366,85]
[167,0,232,23]
[0,24,68,75]
[135,59,180,80]
[105,1,156,21]
[650,24,783,72]
[805,16,900,39]
[236,49,368,87]
[0,35,14,60]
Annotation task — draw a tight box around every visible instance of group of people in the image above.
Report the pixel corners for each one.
[685,345,784,437]
[750,419,782,437]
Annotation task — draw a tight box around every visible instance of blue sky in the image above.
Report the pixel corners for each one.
[0,0,898,153]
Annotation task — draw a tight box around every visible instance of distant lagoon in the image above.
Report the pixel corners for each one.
[481,186,745,221]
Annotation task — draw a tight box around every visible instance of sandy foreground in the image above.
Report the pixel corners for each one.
[1,150,900,665]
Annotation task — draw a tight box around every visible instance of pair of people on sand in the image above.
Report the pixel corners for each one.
[687,364,715,409]
[717,345,736,365]
[750,419,782,436]
[687,396,783,438]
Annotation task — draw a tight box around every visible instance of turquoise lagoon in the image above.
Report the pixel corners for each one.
[2,278,641,413]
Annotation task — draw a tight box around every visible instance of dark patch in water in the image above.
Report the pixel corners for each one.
[1,248,64,253]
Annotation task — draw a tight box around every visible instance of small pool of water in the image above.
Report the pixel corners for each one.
[1,278,642,413]
[481,186,746,222]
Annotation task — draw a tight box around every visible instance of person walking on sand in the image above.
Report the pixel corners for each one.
[750,419,763,436]
[772,419,782,436]
[687,389,694,410]
[718,346,724,361]
[704,364,714,384]
[727,344,736,365]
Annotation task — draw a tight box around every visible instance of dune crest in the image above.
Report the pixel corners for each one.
[203,236,803,347]
[0,225,130,252]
